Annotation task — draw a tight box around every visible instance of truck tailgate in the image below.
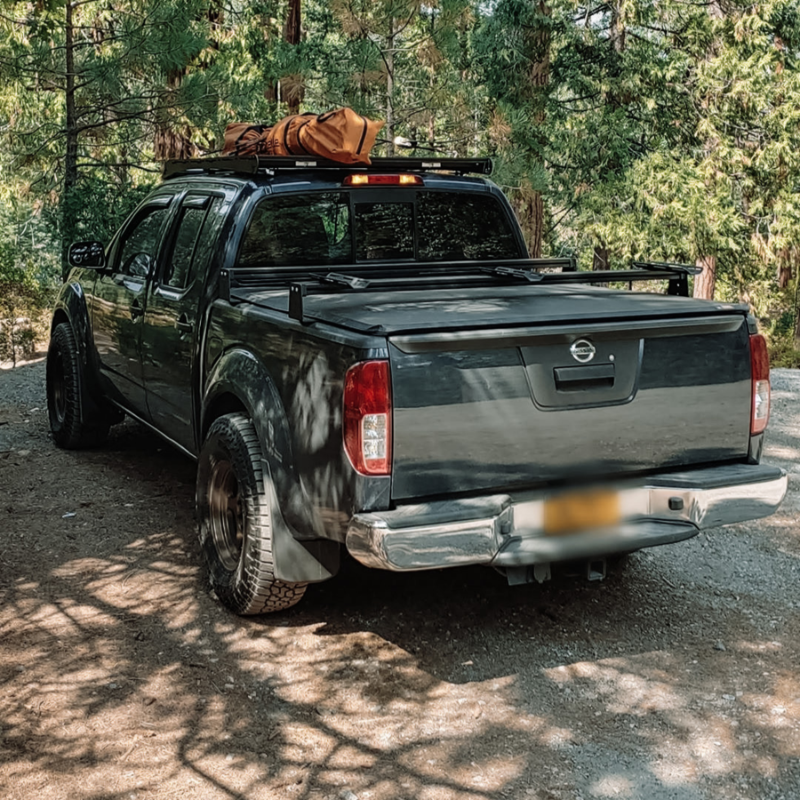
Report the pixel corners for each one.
[389,308,752,501]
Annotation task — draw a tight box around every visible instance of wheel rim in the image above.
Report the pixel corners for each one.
[207,459,244,571]
[50,350,67,425]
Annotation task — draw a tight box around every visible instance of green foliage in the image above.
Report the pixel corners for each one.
[0,0,798,348]
[764,318,800,369]
[62,176,156,249]
[0,193,56,363]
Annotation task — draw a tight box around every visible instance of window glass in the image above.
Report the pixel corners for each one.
[118,207,168,277]
[417,193,521,261]
[239,193,351,267]
[237,190,521,269]
[189,197,224,283]
[165,206,206,288]
[354,202,414,261]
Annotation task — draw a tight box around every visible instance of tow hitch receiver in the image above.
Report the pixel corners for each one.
[585,559,607,582]
[503,559,607,586]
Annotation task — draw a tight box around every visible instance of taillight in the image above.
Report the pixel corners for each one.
[343,360,392,475]
[750,333,770,434]
[343,174,422,186]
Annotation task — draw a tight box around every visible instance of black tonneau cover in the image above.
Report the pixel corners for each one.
[233,283,748,336]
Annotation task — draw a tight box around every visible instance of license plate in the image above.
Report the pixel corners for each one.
[543,490,620,536]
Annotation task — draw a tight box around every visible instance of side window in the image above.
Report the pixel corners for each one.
[188,197,224,285]
[162,196,224,289]
[238,192,351,268]
[118,206,169,278]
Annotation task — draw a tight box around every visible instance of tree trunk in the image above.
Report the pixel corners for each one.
[528,191,544,258]
[777,248,794,289]
[693,255,717,300]
[62,0,79,280]
[521,2,550,259]
[510,183,544,258]
[794,275,800,348]
[153,67,196,161]
[610,1,626,53]
[592,246,609,270]
[284,0,301,46]
[385,17,396,155]
[282,0,304,115]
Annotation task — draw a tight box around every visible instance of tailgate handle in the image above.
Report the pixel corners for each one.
[554,363,615,391]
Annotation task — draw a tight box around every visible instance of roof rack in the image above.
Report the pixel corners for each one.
[162,155,493,180]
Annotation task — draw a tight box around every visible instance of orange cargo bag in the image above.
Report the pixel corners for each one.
[223,108,384,165]
[222,123,271,157]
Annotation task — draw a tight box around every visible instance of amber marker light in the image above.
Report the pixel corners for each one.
[343,174,423,186]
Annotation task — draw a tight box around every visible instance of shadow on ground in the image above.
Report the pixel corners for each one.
[1,361,799,800]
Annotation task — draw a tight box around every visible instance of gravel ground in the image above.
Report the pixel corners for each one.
[1,357,798,800]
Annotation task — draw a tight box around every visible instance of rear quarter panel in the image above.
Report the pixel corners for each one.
[202,300,390,543]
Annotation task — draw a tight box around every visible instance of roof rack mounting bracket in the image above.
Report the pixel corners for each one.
[289,282,309,324]
[631,261,702,298]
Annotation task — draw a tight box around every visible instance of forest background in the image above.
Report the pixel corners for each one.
[1,0,800,364]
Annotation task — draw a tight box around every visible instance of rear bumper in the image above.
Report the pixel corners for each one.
[345,463,787,572]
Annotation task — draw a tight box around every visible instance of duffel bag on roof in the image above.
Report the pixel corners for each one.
[222,108,384,165]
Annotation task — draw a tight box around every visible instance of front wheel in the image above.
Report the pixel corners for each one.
[46,322,111,449]
[196,413,307,615]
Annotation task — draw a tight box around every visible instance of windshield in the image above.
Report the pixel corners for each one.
[237,190,522,268]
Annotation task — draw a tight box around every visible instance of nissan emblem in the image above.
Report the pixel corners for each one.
[570,339,596,363]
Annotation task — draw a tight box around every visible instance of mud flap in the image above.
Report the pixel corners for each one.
[263,459,341,583]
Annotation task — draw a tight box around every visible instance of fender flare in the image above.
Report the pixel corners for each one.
[201,348,340,583]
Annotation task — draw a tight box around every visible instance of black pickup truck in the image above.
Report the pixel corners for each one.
[47,155,787,614]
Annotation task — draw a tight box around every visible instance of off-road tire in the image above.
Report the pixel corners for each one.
[197,413,307,615]
[46,322,111,449]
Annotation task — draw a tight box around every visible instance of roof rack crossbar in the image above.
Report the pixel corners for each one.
[162,155,493,179]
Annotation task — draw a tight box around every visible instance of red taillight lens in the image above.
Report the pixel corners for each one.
[750,333,770,434]
[344,360,392,475]
[343,174,422,186]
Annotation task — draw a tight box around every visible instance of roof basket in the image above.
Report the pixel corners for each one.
[162,155,493,180]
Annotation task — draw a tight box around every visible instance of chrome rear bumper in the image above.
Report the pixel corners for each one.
[345,463,787,572]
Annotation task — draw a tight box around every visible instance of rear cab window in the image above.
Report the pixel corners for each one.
[237,188,522,268]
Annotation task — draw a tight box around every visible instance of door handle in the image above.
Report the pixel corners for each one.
[176,314,194,333]
[130,299,144,319]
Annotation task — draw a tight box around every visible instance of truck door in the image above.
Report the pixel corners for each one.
[91,196,173,416]
[141,192,227,453]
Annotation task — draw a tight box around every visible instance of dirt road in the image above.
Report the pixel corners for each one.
[1,358,799,800]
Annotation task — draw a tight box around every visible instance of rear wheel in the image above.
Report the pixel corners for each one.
[46,322,111,449]
[197,413,307,615]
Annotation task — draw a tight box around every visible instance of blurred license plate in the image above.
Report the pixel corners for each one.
[543,490,620,536]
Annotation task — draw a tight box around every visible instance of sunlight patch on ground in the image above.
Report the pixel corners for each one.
[590,773,634,797]
[763,443,800,461]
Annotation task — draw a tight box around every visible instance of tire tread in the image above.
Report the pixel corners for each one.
[197,413,307,615]
[47,323,110,449]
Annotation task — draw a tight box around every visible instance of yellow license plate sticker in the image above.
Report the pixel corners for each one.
[543,490,620,536]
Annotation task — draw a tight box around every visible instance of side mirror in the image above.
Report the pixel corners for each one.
[68,241,106,269]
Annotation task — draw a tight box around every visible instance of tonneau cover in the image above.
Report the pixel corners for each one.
[236,283,748,335]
